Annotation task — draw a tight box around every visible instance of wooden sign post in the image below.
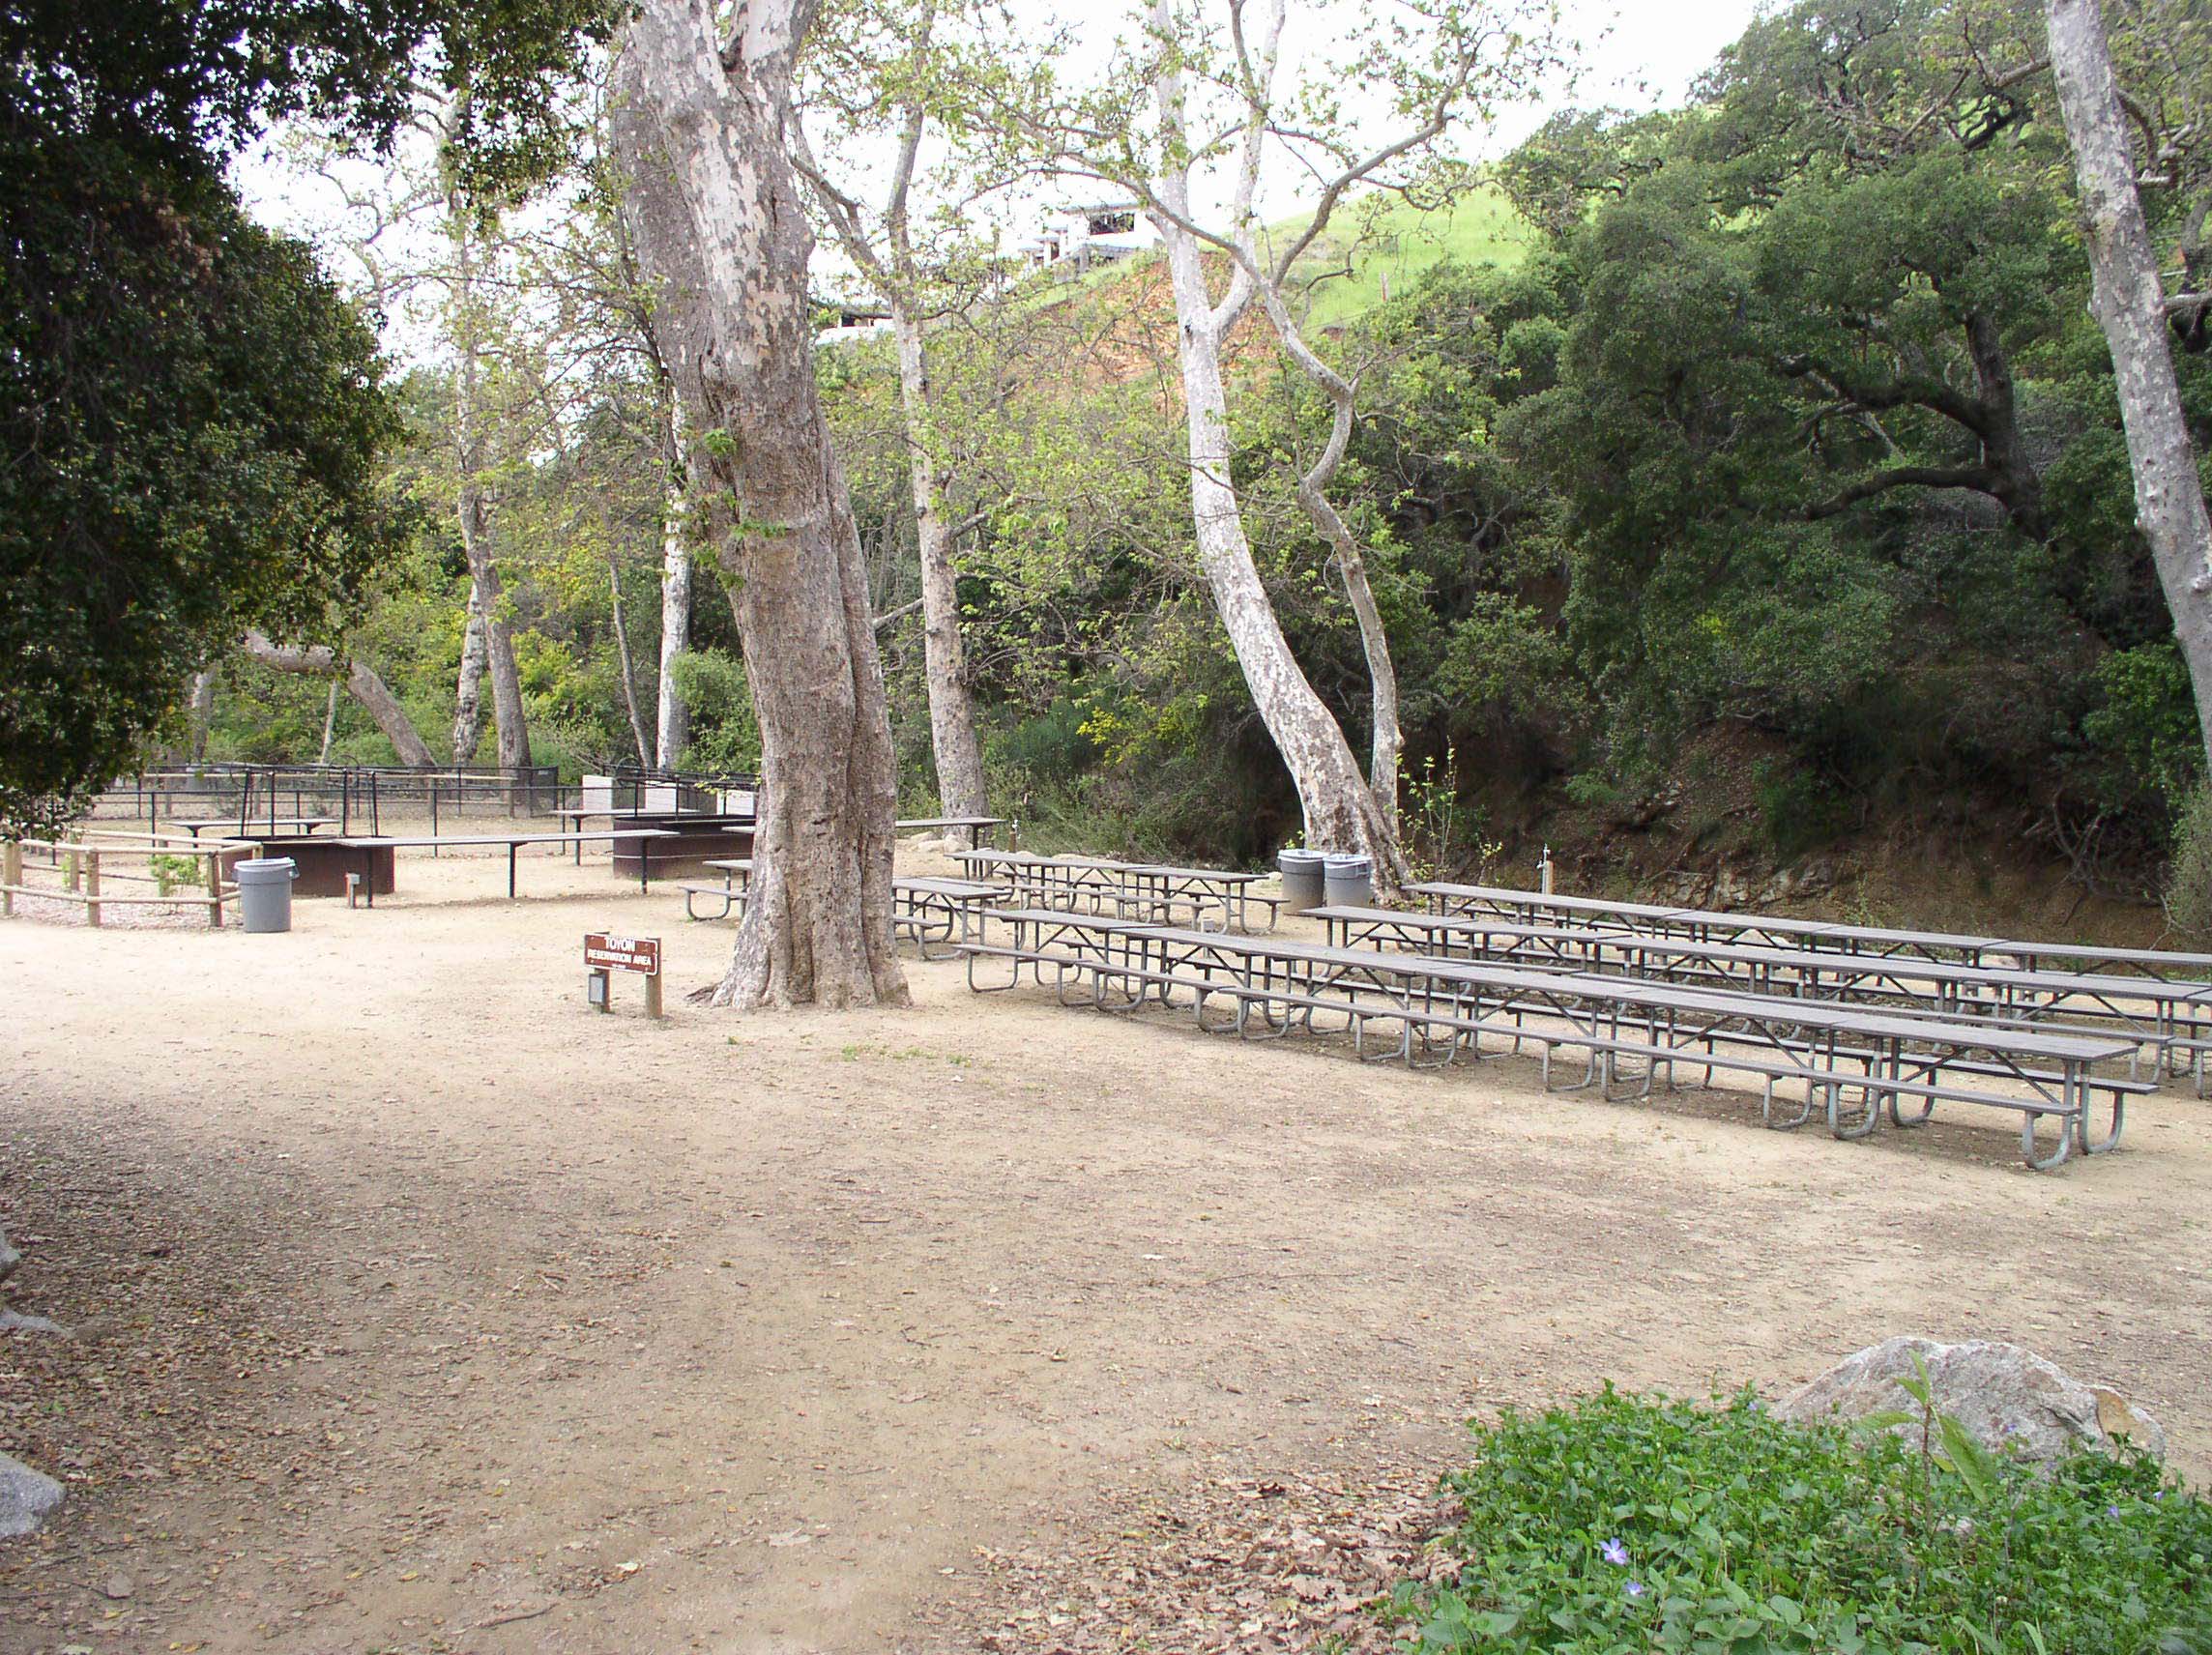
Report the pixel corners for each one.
[584,932,663,1019]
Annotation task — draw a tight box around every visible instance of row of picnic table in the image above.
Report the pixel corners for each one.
[951,906,2142,1171]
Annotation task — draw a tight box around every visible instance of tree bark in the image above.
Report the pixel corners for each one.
[187,668,215,768]
[1156,215,1405,874]
[1248,276,1407,852]
[318,679,339,766]
[613,0,908,1010]
[891,299,990,818]
[445,160,531,780]
[451,577,489,762]
[240,631,436,766]
[2048,0,2212,770]
[609,558,653,768]
[655,392,693,771]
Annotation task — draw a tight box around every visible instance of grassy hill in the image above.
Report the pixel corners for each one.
[1265,186,1532,329]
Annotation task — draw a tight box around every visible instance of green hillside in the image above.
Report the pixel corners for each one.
[1266,187,1532,328]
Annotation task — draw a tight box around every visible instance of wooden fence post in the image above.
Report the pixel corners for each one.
[85,848,101,928]
[2,840,17,917]
[207,851,223,929]
[64,845,79,891]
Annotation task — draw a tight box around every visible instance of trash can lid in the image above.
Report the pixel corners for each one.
[236,857,297,874]
[1277,849,1324,867]
[1323,854,1372,871]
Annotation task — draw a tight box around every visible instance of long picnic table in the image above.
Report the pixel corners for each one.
[1412,882,2005,963]
[173,815,338,841]
[1315,905,2212,1069]
[961,908,2134,1170]
[676,861,997,957]
[957,849,1278,932]
[335,828,677,904]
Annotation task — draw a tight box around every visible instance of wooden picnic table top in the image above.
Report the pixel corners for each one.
[897,816,1007,830]
[1313,906,2209,1005]
[704,857,754,872]
[899,876,1001,898]
[990,910,2135,1064]
[1992,939,2212,973]
[962,849,1264,885]
[1406,881,2024,954]
[335,828,679,849]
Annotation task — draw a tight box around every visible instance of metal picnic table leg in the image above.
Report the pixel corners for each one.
[509,841,519,899]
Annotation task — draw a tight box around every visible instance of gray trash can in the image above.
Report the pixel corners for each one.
[1277,849,1325,915]
[1324,853,1373,908]
[235,857,297,934]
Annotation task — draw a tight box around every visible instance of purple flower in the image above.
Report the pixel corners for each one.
[1600,1538,1630,1567]
[2110,1505,2122,1519]
[1625,1580,1646,1600]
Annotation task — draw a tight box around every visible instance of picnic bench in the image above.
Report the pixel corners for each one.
[959,909,2137,1170]
[677,861,997,958]
[957,849,1280,932]
[334,828,678,905]
[1313,904,2212,1078]
[680,858,753,920]
[1410,882,2006,963]
[897,815,1007,850]
[172,815,337,841]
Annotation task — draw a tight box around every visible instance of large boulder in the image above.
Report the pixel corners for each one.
[0,1451,63,1539]
[1778,1336,2166,1465]
[0,1225,18,1285]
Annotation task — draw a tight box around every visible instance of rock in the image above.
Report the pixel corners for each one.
[102,1572,133,1600]
[0,1226,18,1284]
[1778,1336,2166,1465]
[0,1310,68,1336]
[0,1451,64,1539]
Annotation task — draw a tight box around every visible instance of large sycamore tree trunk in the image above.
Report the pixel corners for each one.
[445,167,531,779]
[613,0,908,1009]
[1157,218,1406,881]
[655,392,693,771]
[451,581,489,761]
[241,631,436,766]
[2048,0,2212,770]
[891,299,989,818]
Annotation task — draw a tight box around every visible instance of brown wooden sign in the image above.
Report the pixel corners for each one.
[585,932,661,975]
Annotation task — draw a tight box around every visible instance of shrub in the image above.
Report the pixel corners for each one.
[1390,1387,2212,1654]
[2165,782,2212,943]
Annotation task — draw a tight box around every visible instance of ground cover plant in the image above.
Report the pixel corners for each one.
[1389,1385,2212,1654]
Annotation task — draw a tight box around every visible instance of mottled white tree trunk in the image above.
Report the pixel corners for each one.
[445,172,530,781]
[613,0,907,1009]
[1156,218,1405,875]
[609,558,653,768]
[451,579,488,762]
[2049,0,2212,769]
[891,300,989,818]
[187,668,216,768]
[655,395,693,771]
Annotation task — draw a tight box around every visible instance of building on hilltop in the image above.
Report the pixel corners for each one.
[1018,202,1152,276]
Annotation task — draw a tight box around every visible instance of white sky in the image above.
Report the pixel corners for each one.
[235,0,1765,362]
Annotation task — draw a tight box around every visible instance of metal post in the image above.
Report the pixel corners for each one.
[1540,844,1554,895]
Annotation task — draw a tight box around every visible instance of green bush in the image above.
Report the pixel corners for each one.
[2164,782,2212,943]
[1391,1387,2212,1654]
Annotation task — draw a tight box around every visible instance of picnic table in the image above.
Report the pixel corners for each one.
[1314,905,2212,1067]
[961,909,2135,1170]
[172,815,337,841]
[1990,939,2212,982]
[334,828,677,904]
[1409,882,2006,963]
[680,857,753,920]
[897,815,1007,850]
[958,849,1278,931]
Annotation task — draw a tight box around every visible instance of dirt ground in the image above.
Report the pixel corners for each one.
[2,831,2209,1654]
